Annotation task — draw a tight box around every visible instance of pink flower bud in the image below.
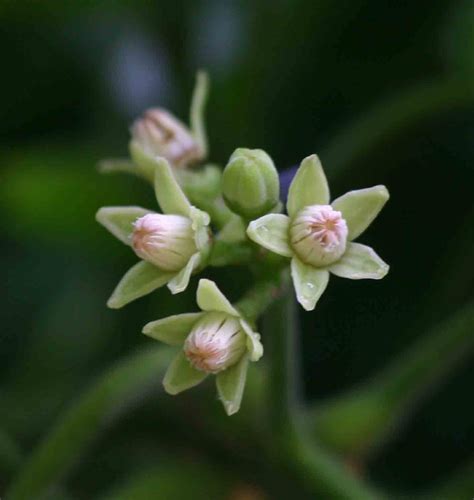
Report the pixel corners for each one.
[131,108,203,167]
[132,213,197,271]
[290,205,348,266]
[184,312,246,373]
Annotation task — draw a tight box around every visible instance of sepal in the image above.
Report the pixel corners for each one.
[196,279,240,316]
[246,214,292,257]
[328,243,389,280]
[332,186,389,240]
[107,261,173,309]
[216,355,249,416]
[96,206,152,245]
[163,351,207,395]
[154,158,192,216]
[167,253,201,294]
[290,257,329,311]
[287,154,330,217]
[142,313,204,345]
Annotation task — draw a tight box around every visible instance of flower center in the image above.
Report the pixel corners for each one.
[290,205,348,267]
[131,213,196,271]
[184,313,246,374]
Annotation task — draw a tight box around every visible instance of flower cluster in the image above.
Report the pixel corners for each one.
[97,72,390,415]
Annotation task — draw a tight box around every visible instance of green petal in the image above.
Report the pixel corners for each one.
[128,140,159,183]
[154,157,192,216]
[189,206,211,250]
[291,257,329,311]
[96,206,152,245]
[163,351,207,395]
[167,253,201,295]
[328,243,389,280]
[240,320,263,361]
[190,70,209,158]
[332,185,389,240]
[246,214,292,257]
[216,355,249,416]
[196,279,239,316]
[287,154,330,218]
[142,313,204,345]
[107,261,173,309]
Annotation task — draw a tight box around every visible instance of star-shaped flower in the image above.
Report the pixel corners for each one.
[96,158,211,308]
[247,155,389,310]
[142,279,263,415]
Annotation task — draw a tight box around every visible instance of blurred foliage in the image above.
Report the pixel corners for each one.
[1,0,473,498]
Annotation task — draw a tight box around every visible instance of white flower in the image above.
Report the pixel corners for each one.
[96,158,211,308]
[131,213,197,272]
[247,154,389,311]
[131,108,203,168]
[143,279,263,416]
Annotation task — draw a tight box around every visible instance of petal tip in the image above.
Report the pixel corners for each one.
[376,184,390,201]
[106,298,122,309]
[377,263,390,279]
[222,400,239,416]
[163,382,179,396]
[299,298,315,312]
[142,323,152,335]
[167,282,185,295]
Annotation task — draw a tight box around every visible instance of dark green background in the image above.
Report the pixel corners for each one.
[1,0,473,498]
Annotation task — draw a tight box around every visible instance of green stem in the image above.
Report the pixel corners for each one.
[197,196,234,229]
[7,347,171,500]
[236,275,284,323]
[263,281,379,499]
[313,300,474,455]
[322,78,474,180]
[208,239,253,267]
[284,437,381,500]
[262,278,299,431]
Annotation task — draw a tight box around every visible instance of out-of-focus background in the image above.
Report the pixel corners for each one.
[1,1,473,498]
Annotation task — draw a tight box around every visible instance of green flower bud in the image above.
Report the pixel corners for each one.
[222,148,280,219]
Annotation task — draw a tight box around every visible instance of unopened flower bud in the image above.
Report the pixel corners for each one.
[132,213,197,271]
[131,108,203,167]
[184,312,246,373]
[290,205,348,267]
[222,148,280,219]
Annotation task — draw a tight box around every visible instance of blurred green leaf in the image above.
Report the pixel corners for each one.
[422,457,474,500]
[312,300,474,455]
[7,347,171,500]
[322,78,474,180]
[0,429,22,479]
[444,0,474,78]
[0,147,149,251]
[99,460,231,500]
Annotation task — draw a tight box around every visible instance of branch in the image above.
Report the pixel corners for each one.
[263,281,380,499]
